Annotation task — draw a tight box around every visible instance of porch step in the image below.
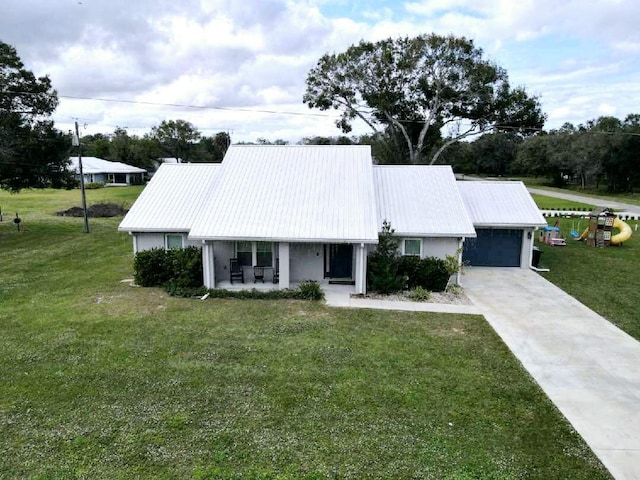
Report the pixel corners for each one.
[328,279,355,285]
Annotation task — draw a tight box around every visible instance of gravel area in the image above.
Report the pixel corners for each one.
[356,289,473,305]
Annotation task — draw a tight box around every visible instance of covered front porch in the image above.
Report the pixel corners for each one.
[201,240,370,294]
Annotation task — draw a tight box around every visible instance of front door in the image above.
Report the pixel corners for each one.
[328,244,353,278]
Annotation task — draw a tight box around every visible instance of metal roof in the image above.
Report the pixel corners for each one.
[373,165,476,237]
[188,145,379,243]
[118,164,222,232]
[69,157,146,174]
[457,181,547,227]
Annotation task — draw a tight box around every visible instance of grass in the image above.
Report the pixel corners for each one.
[538,217,640,341]
[531,193,595,211]
[0,187,611,478]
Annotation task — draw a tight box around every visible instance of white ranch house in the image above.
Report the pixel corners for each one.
[118,145,545,293]
[69,157,146,186]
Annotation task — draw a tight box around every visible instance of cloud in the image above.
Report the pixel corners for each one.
[1,0,639,141]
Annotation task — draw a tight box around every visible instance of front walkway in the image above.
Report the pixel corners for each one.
[461,267,640,480]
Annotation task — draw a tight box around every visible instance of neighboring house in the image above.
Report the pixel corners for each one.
[149,158,184,178]
[69,157,146,186]
[119,145,546,293]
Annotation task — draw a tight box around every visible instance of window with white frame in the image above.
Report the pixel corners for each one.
[236,241,253,266]
[403,238,422,256]
[235,241,274,267]
[165,234,184,250]
[256,242,273,267]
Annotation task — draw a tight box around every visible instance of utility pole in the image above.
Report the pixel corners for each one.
[73,120,90,233]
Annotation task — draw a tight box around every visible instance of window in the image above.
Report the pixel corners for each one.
[403,239,422,256]
[235,241,274,267]
[236,241,253,266]
[256,242,273,267]
[166,234,183,250]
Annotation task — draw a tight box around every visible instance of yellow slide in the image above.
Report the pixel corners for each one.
[611,218,633,245]
[578,218,633,245]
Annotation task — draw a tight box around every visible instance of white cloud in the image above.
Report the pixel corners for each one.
[1,0,639,141]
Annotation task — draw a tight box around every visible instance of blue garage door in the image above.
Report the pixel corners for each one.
[463,229,523,267]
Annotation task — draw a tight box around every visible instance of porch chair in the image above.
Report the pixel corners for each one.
[253,266,265,283]
[272,258,279,284]
[230,258,244,284]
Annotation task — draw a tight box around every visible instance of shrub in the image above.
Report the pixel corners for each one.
[165,281,324,301]
[295,280,324,300]
[397,255,421,288]
[367,220,404,294]
[134,246,203,288]
[84,182,104,189]
[398,256,450,292]
[170,247,204,288]
[407,286,431,302]
[134,248,175,287]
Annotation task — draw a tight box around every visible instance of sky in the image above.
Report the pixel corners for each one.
[2,0,640,143]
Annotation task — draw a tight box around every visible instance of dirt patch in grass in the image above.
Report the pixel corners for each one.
[56,202,128,218]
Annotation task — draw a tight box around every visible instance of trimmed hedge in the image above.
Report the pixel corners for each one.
[165,280,324,301]
[134,247,203,288]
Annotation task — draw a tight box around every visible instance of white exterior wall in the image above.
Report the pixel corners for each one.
[394,236,460,259]
[520,228,534,268]
[136,233,165,250]
[290,243,324,282]
[134,232,200,251]
[421,237,460,259]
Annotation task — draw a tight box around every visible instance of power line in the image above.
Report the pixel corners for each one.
[56,93,339,118]
[6,89,640,137]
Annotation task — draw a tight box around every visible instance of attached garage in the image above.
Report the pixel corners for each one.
[457,181,547,268]
[463,228,523,267]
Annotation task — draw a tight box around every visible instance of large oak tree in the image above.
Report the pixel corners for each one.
[0,41,73,191]
[304,34,546,164]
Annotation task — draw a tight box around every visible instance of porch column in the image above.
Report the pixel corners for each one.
[457,238,464,285]
[354,243,367,295]
[521,228,534,269]
[279,242,290,289]
[202,241,215,288]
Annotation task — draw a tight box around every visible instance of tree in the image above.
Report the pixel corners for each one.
[151,119,201,161]
[304,34,545,164]
[367,220,404,293]
[195,132,230,162]
[0,41,73,191]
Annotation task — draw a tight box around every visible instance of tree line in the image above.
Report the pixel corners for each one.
[438,115,640,193]
[80,122,231,171]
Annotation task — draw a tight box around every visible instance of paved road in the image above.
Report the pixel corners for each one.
[462,268,640,480]
[527,187,640,214]
[455,174,640,214]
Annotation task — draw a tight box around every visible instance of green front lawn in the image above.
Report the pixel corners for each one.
[538,218,640,341]
[0,188,610,478]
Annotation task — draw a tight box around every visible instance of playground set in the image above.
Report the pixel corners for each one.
[540,207,633,247]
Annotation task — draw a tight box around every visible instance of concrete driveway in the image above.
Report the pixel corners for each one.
[461,267,640,480]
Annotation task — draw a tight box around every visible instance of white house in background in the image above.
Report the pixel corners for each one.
[118,145,546,293]
[69,157,146,186]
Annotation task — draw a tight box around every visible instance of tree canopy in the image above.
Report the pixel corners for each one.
[151,119,201,162]
[304,34,546,164]
[0,41,73,191]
